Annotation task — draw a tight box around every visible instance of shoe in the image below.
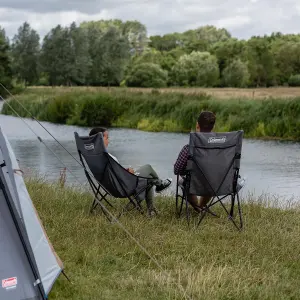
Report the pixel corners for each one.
[155,178,172,193]
[148,208,159,217]
[237,177,246,191]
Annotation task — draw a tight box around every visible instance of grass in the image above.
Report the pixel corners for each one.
[3,86,300,140]
[26,178,300,300]
[26,86,300,99]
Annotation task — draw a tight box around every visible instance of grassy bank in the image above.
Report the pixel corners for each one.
[27,178,300,299]
[3,87,300,140]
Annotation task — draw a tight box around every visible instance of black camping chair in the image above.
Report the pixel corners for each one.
[74,132,155,220]
[175,131,244,231]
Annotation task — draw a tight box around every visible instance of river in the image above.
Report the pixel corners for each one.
[1,113,300,202]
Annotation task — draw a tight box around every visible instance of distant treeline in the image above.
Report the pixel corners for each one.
[3,88,300,140]
[2,20,300,95]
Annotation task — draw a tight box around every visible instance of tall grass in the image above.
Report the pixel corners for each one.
[3,87,300,139]
[26,178,300,299]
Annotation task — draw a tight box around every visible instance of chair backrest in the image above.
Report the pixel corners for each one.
[74,132,139,198]
[188,130,243,196]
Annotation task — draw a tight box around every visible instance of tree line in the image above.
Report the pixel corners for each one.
[2,19,300,94]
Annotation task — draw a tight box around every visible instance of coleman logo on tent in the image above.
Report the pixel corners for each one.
[84,143,95,150]
[208,137,226,143]
[2,277,17,289]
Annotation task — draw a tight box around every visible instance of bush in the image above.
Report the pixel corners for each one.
[125,63,168,88]
[172,51,219,87]
[288,74,300,87]
[222,59,250,87]
[78,95,116,127]
[44,95,76,123]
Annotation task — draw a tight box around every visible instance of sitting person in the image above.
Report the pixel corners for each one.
[89,127,172,216]
[174,111,245,213]
[174,111,216,212]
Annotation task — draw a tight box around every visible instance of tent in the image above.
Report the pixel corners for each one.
[0,127,63,300]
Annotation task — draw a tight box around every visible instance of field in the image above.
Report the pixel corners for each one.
[27,178,300,300]
[27,86,300,99]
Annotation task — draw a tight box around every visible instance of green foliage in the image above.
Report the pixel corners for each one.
[6,87,300,141]
[77,94,117,127]
[0,27,12,97]
[288,74,300,87]
[125,63,168,88]
[44,95,76,123]
[5,21,300,88]
[172,51,219,86]
[11,22,40,85]
[222,59,250,87]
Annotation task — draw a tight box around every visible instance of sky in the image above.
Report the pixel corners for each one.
[0,0,300,40]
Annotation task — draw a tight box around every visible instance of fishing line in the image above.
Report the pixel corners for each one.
[0,86,193,300]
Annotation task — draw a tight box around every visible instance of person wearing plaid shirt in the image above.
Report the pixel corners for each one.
[174,111,216,212]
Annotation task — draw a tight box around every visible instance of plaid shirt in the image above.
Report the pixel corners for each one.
[174,144,189,175]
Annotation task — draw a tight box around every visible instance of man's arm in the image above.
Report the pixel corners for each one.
[174,144,189,175]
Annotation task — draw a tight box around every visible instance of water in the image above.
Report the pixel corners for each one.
[2,113,300,202]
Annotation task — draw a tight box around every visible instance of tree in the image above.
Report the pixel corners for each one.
[69,22,91,85]
[272,40,300,84]
[0,28,12,96]
[121,20,149,54]
[11,22,40,85]
[211,38,247,75]
[182,26,231,47]
[246,37,276,87]
[91,26,130,86]
[125,63,168,88]
[41,23,91,86]
[149,33,181,51]
[42,25,74,85]
[172,51,219,86]
[222,59,250,87]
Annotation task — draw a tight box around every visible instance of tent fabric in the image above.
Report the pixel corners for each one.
[0,127,62,299]
[188,131,243,196]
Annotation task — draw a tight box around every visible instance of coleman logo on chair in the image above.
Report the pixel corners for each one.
[84,143,95,150]
[208,136,226,143]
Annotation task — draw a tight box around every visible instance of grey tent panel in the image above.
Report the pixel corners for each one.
[188,131,243,196]
[0,128,63,298]
[0,189,40,300]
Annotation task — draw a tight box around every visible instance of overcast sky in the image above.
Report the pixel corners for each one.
[0,0,300,40]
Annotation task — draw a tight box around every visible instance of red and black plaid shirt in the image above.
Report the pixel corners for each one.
[174,144,189,175]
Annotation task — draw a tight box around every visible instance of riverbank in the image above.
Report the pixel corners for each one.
[3,87,300,140]
[27,178,300,299]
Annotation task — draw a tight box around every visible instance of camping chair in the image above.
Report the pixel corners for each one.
[74,132,155,221]
[175,130,244,230]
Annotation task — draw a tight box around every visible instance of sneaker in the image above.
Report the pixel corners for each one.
[237,177,246,191]
[148,208,159,217]
[155,178,172,193]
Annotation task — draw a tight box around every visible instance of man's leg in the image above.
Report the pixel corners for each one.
[187,195,212,212]
[135,164,171,215]
[199,196,212,208]
[136,164,160,182]
[135,164,159,214]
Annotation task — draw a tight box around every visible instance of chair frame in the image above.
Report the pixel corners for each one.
[175,152,243,231]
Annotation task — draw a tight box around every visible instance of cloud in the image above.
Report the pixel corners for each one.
[0,0,299,40]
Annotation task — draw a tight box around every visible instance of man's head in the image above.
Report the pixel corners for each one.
[89,127,109,148]
[196,111,216,132]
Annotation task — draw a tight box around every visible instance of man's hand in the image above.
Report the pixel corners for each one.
[127,167,135,174]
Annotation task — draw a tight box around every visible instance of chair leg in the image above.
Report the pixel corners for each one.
[90,198,97,213]
[237,193,243,230]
